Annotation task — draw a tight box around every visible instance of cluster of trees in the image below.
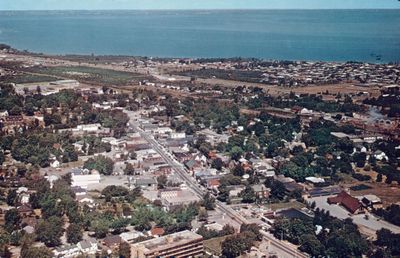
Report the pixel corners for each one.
[272,209,369,257]
[0,84,22,115]
[84,155,115,175]
[101,185,142,203]
[82,109,129,137]
[374,228,400,256]
[81,135,112,155]
[221,224,262,258]
[197,224,235,240]
[0,176,82,254]
[374,204,400,226]
[0,130,78,168]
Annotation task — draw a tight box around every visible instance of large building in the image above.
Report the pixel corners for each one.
[130,230,203,258]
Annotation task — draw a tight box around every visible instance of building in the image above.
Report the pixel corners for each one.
[103,235,122,250]
[53,245,80,258]
[130,230,203,258]
[327,191,363,214]
[159,189,201,211]
[134,177,158,190]
[360,195,383,210]
[71,169,101,189]
[77,238,98,255]
[252,184,270,199]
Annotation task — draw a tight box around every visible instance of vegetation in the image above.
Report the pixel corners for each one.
[84,155,115,175]
[272,209,369,257]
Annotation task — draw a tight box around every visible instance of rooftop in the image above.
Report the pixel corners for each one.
[131,230,202,254]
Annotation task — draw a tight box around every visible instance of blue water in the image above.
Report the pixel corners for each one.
[0,10,399,62]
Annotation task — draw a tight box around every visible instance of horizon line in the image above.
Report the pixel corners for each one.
[1,8,400,11]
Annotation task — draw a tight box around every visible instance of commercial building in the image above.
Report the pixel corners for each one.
[130,230,203,258]
[71,168,101,189]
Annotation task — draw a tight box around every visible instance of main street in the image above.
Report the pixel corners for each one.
[125,110,308,258]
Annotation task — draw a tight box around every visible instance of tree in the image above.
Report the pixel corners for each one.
[0,151,4,165]
[157,174,168,189]
[124,163,135,175]
[62,145,78,163]
[353,152,367,168]
[222,233,253,258]
[4,209,20,232]
[232,164,245,177]
[36,216,64,247]
[83,155,114,175]
[269,180,286,200]
[211,158,223,171]
[198,208,208,222]
[230,146,244,161]
[376,173,383,183]
[6,190,18,206]
[202,192,216,210]
[111,218,130,234]
[66,223,82,244]
[240,186,256,204]
[91,219,110,238]
[299,234,325,257]
[101,185,129,202]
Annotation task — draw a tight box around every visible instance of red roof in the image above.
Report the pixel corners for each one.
[328,191,362,214]
[207,178,220,187]
[150,227,165,236]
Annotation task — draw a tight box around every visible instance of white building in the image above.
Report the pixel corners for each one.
[170,132,186,139]
[77,238,98,255]
[71,169,101,189]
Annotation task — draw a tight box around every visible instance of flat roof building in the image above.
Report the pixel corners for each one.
[130,230,203,258]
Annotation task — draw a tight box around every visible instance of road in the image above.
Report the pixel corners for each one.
[125,110,308,258]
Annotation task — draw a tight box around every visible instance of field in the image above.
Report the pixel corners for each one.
[2,73,61,84]
[23,66,151,86]
[347,182,400,207]
[179,68,265,84]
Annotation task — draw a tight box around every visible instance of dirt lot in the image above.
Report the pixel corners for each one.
[346,182,400,207]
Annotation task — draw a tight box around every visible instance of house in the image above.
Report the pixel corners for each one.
[135,177,158,190]
[71,186,87,196]
[77,238,98,254]
[53,245,80,258]
[103,235,122,250]
[254,164,275,177]
[252,184,270,199]
[76,195,95,207]
[17,204,33,217]
[206,178,220,189]
[305,177,325,186]
[120,231,144,242]
[361,194,383,210]
[328,191,363,214]
[19,193,30,205]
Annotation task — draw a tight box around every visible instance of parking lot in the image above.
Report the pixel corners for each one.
[309,196,400,234]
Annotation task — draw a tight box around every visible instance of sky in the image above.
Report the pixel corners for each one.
[1,0,399,10]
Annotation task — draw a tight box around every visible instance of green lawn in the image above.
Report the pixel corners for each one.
[4,74,61,84]
[24,66,151,85]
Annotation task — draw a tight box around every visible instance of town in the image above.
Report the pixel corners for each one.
[0,44,399,258]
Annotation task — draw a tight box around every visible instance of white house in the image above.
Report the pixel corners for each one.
[77,238,98,255]
[53,245,80,258]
